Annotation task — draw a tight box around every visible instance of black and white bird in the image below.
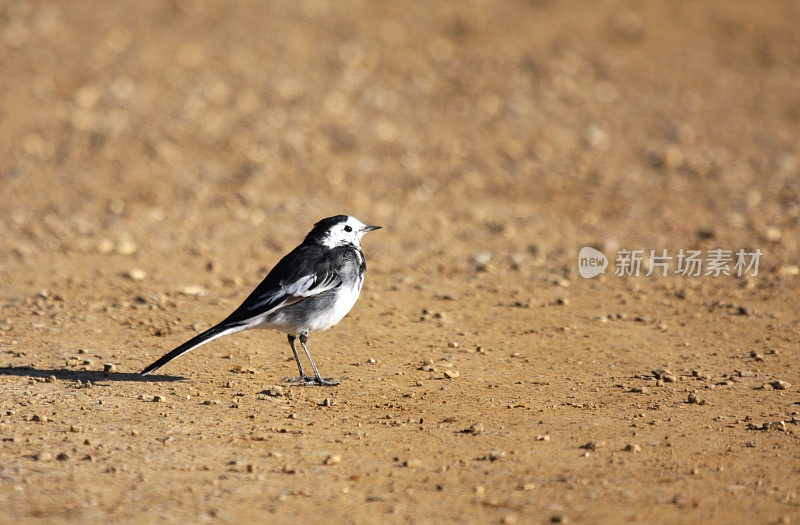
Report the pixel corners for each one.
[141,215,381,386]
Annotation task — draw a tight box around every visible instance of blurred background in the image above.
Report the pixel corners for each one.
[1,0,798,282]
[1,3,799,522]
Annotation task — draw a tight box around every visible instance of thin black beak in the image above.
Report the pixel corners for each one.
[363,225,382,232]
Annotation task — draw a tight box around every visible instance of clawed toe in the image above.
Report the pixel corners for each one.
[283,375,316,383]
[283,376,340,386]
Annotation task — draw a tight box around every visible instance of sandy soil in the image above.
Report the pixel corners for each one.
[1,1,799,523]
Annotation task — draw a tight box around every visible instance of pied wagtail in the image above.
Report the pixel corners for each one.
[141,215,381,386]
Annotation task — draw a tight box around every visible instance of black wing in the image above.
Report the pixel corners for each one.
[221,244,347,326]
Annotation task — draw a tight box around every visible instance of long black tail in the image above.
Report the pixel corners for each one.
[141,323,243,375]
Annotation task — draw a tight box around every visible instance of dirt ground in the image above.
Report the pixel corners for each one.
[1,1,799,523]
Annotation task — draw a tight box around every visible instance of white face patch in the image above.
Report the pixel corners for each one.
[320,216,369,248]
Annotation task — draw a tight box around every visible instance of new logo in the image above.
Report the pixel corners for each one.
[578,247,608,278]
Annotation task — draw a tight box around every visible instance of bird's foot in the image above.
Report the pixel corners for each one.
[283,375,317,383]
[283,376,340,386]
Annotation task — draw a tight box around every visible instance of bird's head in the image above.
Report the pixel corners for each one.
[304,215,381,248]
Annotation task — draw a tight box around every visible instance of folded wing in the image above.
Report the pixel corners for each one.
[222,245,344,326]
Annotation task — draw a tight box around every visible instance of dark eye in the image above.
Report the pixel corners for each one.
[344,225,352,232]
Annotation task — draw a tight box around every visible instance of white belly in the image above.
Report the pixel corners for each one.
[305,281,362,333]
[249,277,363,335]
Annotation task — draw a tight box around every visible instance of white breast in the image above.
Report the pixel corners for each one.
[306,279,363,333]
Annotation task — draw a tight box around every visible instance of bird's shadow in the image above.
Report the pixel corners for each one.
[0,365,183,383]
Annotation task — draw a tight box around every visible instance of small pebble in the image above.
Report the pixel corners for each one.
[472,252,492,265]
[687,392,704,404]
[34,452,53,461]
[489,450,506,462]
[98,239,115,254]
[777,265,800,276]
[581,441,604,451]
[443,370,460,379]
[103,363,116,373]
[180,285,208,296]
[324,454,341,466]
[771,380,790,390]
[652,369,676,382]
[153,395,164,402]
[321,397,334,407]
[403,458,422,468]
[465,422,484,435]
[125,268,147,281]
[262,387,284,397]
[761,421,786,431]
[765,227,782,242]
[116,238,137,255]
[56,452,69,461]
[624,443,642,453]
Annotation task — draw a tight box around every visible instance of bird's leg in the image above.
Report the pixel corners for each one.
[283,334,316,383]
[299,332,340,386]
